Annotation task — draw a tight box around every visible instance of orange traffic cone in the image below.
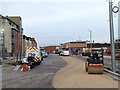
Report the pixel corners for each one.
[23,64,27,72]
[79,53,80,56]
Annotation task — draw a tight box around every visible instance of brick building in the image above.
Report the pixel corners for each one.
[44,46,56,53]
[0,15,21,56]
[62,41,87,49]
[87,41,120,50]
[8,16,23,53]
[87,43,111,49]
[14,29,20,53]
[69,41,87,48]
[61,41,87,54]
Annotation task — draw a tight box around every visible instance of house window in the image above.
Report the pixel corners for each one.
[12,29,14,35]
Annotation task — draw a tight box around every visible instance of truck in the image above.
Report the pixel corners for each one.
[22,47,42,69]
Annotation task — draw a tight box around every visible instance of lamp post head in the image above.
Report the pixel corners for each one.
[112,6,119,13]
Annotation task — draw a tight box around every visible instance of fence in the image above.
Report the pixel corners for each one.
[0,52,25,65]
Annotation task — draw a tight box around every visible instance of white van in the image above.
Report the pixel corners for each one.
[60,50,69,56]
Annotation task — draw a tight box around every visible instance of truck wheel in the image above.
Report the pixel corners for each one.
[37,61,40,65]
[41,58,43,61]
[30,65,32,69]
[32,64,34,68]
[82,53,84,56]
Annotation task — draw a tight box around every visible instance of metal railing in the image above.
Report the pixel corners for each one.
[103,68,120,80]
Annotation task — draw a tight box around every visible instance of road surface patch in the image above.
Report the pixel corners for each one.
[52,56,118,88]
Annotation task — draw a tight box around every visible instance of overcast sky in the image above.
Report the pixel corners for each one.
[1,0,119,47]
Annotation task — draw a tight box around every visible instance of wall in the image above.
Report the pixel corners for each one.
[2,23,12,53]
[87,43,111,48]
[70,43,87,48]
[14,30,20,53]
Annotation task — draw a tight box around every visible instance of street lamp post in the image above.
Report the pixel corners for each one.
[108,0,118,72]
[88,30,92,54]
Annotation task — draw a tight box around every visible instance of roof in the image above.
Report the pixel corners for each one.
[1,16,19,27]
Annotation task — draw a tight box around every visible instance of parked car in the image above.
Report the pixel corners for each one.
[55,51,60,54]
[41,51,48,58]
[53,51,55,54]
[60,50,70,56]
[47,51,50,55]
[45,52,48,57]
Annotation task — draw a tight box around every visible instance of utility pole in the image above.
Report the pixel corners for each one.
[109,0,116,72]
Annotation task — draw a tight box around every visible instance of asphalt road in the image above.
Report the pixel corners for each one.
[2,54,66,88]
